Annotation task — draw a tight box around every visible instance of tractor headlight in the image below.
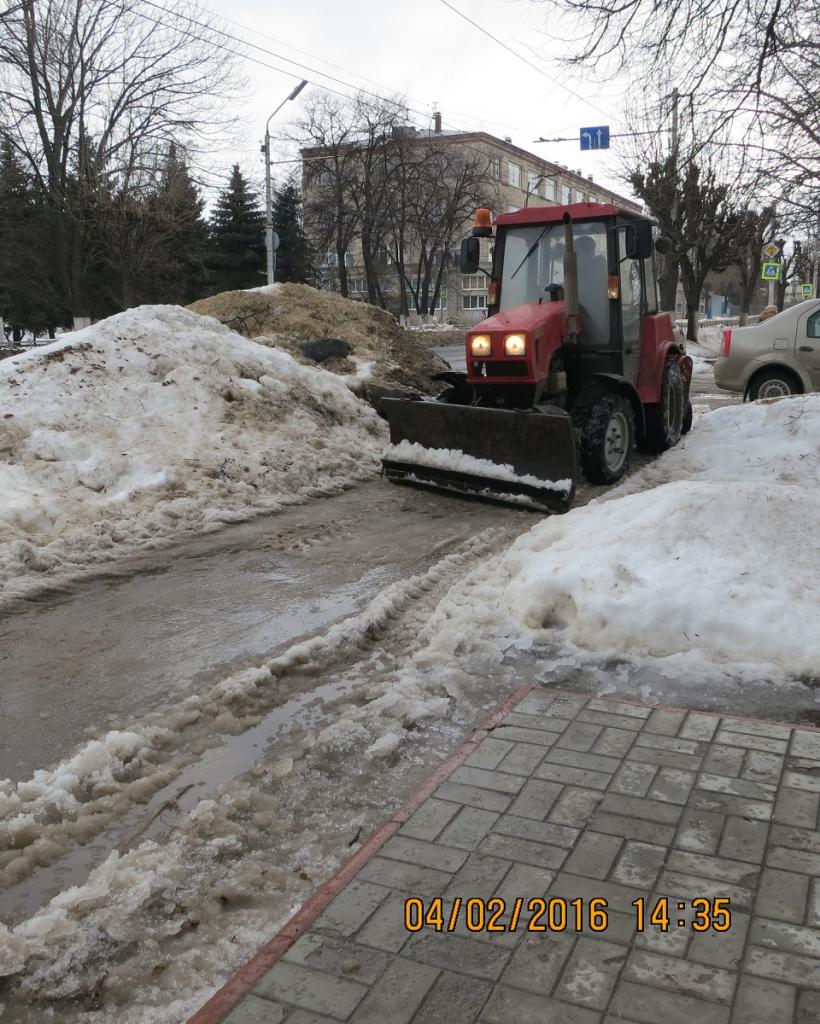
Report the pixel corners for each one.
[470,334,492,357]
[504,333,527,356]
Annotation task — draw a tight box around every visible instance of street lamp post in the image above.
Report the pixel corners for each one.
[263,79,308,286]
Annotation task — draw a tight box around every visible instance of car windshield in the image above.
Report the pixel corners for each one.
[500,221,609,346]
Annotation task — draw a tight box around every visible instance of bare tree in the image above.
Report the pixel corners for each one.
[400,144,495,316]
[297,93,375,298]
[540,0,820,224]
[0,0,237,321]
[733,206,776,323]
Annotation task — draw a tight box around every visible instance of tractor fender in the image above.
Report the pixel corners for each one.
[575,373,645,437]
[638,334,690,404]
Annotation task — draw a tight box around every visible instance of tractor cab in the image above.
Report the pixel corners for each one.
[460,203,664,401]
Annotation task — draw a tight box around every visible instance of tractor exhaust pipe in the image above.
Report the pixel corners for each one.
[562,212,578,340]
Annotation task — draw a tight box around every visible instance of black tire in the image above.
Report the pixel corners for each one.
[749,369,801,401]
[643,359,685,454]
[681,399,693,435]
[576,394,635,485]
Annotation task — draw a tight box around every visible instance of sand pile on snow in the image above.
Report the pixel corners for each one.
[0,305,384,605]
[437,396,820,683]
[188,283,448,396]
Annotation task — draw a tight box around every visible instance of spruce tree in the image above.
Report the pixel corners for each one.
[0,142,66,335]
[207,164,266,293]
[271,176,313,284]
[141,145,209,304]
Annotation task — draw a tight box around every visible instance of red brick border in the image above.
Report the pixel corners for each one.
[187,684,534,1024]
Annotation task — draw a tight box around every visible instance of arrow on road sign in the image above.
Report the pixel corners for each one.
[580,126,610,151]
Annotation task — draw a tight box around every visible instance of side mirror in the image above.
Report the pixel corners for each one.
[460,236,481,275]
[624,221,653,260]
[654,236,672,255]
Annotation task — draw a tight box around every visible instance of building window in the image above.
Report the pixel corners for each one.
[544,178,556,200]
[462,274,486,291]
[320,250,338,268]
[527,171,541,195]
[489,156,501,180]
[508,162,521,189]
[561,184,571,204]
[349,277,367,293]
[507,203,519,214]
[462,293,487,309]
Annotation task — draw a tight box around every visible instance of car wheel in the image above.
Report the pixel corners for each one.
[749,370,800,400]
[576,394,635,485]
[642,359,685,453]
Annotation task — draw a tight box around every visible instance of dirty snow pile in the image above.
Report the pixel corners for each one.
[189,282,448,397]
[435,396,820,684]
[0,305,384,603]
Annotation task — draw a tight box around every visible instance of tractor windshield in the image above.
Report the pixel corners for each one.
[499,221,609,347]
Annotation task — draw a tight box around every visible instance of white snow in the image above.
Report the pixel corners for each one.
[242,283,282,294]
[0,305,384,604]
[431,395,820,684]
[386,440,572,493]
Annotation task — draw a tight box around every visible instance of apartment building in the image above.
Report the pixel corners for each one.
[302,120,642,326]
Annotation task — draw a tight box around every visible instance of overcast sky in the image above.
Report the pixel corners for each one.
[204,0,660,203]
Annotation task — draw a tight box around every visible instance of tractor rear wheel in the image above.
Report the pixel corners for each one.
[576,394,635,485]
[643,359,685,453]
[681,399,693,435]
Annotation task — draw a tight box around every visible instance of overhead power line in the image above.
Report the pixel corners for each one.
[129,1,631,201]
[206,10,538,140]
[534,130,658,143]
[437,0,616,122]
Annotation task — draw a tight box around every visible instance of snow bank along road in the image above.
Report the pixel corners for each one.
[2,325,816,1022]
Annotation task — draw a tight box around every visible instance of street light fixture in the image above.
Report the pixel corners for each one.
[263,79,308,285]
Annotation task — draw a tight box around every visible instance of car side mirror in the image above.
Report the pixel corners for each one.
[654,236,672,255]
[460,236,481,274]
[624,222,653,260]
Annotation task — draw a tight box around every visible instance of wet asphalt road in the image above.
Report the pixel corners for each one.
[0,483,515,782]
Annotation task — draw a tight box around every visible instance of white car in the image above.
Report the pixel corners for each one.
[714,298,820,399]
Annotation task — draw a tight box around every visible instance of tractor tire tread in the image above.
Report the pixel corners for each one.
[642,359,685,454]
[574,393,635,485]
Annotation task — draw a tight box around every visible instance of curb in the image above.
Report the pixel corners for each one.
[187,683,534,1024]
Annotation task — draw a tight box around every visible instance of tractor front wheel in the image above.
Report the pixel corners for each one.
[643,359,685,453]
[576,394,635,485]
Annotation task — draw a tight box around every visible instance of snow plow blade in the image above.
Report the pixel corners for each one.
[380,398,576,513]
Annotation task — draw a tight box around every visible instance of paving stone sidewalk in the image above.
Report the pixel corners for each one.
[208,689,820,1024]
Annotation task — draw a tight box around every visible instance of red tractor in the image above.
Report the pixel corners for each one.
[381,203,692,511]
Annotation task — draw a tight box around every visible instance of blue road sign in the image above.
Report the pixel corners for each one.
[580,126,610,151]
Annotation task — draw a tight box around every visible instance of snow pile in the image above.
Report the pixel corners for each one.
[188,283,448,396]
[433,396,820,683]
[386,440,572,492]
[0,305,384,603]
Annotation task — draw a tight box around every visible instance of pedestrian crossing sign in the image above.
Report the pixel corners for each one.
[761,262,781,281]
[802,284,814,298]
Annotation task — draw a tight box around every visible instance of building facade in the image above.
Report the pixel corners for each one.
[301,122,642,326]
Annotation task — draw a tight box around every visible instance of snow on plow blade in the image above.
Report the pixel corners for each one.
[380,398,576,513]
